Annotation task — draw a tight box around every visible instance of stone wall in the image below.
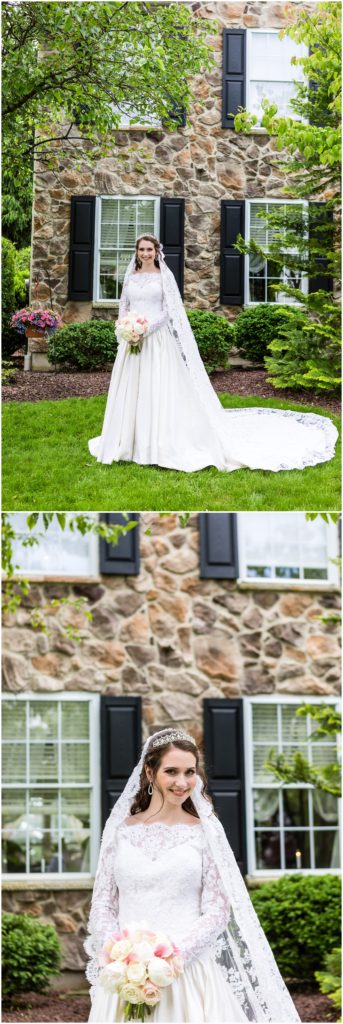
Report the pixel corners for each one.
[31,1,315,323]
[3,515,341,741]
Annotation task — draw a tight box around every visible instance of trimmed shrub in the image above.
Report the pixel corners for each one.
[2,912,62,998]
[48,319,118,370]
[250,874,341,982]
[14,246,31,306]
[2,238,17,358]
[186,309,235,373]
[234,304,304,363]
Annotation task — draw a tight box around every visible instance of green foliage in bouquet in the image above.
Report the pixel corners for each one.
[250,875,341,982]
[2,238,17,358]
[234,305,303,364]
[48,319,118,370]
[265,291,341,392]
[186,309,235,373]
[2,912,62,998]
[315,947,342,1016]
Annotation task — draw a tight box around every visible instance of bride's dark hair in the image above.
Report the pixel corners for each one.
[135,234,162,270]
[129,732,212,820]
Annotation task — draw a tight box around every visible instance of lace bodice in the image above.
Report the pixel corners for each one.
[123,273,169,332]
[86,821,229,982]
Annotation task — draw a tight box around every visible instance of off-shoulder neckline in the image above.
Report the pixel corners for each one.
[123,818,202,830]
[131,270,161,276]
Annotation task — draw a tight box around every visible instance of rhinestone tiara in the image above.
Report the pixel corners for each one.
[150,730,196,749]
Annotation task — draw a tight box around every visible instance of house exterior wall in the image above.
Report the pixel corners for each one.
[30,0,314,324]
[2,513,341,979]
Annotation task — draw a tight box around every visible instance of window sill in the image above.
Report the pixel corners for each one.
[6,574,102,583]
[92,302,118,309]
[237,579,339,592]
[2,877,94,890]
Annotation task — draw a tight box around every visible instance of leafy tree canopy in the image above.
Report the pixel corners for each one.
[2,1,214,245]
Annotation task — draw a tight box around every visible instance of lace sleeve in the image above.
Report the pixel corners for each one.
[148,291,169,334]
[118,283,130,318]
[84,843,120,988]
[177,846,230,966]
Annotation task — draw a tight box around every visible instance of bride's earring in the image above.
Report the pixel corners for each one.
[148,782,153,796]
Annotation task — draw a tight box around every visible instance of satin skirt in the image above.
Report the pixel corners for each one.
[88,955,249,1023]
[88,323,338,473]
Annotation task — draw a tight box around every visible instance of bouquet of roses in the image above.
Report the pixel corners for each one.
[98,921,183,1021]
[116,313,149,354]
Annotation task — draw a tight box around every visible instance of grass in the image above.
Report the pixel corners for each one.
[2,393,341,512]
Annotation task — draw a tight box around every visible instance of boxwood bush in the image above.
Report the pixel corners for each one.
[234,304,306,364]
[48,319,117,370]
[250,874,341,982]
[2,912,62,998]
[186,309,235,373]
[2,238,17,358]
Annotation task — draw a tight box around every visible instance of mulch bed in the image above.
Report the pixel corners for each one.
[2,987,338,1023]
[2,367,340,414]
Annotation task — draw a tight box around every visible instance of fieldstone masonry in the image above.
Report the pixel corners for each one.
[31,1,315,329]
[2,514,341,975]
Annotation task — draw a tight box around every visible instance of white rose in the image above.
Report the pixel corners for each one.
[148,957,174,988]
[132,940,156,963]
[111,939,132,960]
[107,961,127,982]
[127,962,147,985]
[120,983,143,1004]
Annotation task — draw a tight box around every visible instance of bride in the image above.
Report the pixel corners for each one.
[84,728,300,1023]
[88,234,337,472]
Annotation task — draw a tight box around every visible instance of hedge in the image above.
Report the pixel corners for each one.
[2,912,62,998]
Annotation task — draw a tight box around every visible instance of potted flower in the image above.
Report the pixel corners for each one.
[11,307,62,338]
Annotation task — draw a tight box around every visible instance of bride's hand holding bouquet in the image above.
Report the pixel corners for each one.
[116,313,149,354]
[98,922,184,1021]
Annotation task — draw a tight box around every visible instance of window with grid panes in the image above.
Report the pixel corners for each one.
[247,200,307,304]
[95,197,159,302]
[247,30,307,124]
[8,513,97,576]
[238,512,337,584]
[246,700,340,872]
[2,696,97,875]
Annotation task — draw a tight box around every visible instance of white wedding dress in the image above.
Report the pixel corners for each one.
[88,271,337,472]
[88,821,250,1023]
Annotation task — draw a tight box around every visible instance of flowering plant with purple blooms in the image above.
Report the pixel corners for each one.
[11,307,62,336]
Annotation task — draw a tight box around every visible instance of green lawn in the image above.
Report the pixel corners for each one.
[2,393,341,512]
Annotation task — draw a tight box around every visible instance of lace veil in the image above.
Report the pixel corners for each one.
[84,728,300,1024]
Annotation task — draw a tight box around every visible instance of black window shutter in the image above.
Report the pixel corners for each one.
[168,100,187,128]
[160,198,185,297]
[220,200,245,305]
[204,698,247,874]
[68,196,95,301]
[99,513,140,575]
[309,203,334,293]
[222,29,246,129]
[101,696,142,826]
[199,514,238,579]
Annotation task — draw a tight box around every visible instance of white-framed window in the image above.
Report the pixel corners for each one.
[244,696,341,874]
[237,513,339,587]
[245,199,308,304]
[112,102,161,130]
[7,513,98,578]
[93,195,160,303]
[1,693,100,879]
[246,29,308,125]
